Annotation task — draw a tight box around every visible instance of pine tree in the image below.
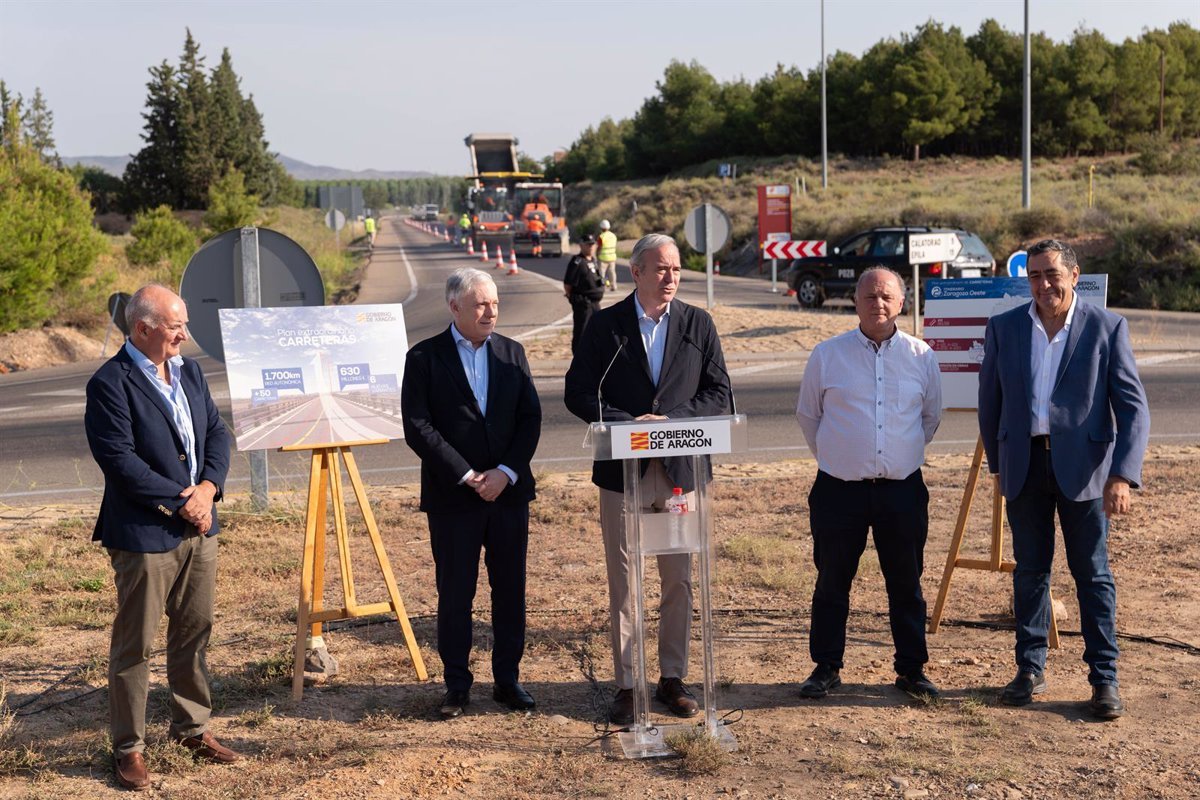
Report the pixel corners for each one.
[123,61,184,209]
[0,81,22,149]
[177,29,218,208]
[208,48,246,171]
[21,87,58,165]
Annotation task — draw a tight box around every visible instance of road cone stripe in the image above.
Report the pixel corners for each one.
[495,246,505,269]
[507,248,519,275]
[480,241,489,262]
[467,238,475,256]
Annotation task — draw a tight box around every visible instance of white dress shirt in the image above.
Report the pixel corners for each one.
[1028,294,1077,437]
[796,326,942,481]
[449,324,516,486]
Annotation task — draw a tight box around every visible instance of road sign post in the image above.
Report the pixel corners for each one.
[239,228,270,512]
[907,232,963,336]
[684,203,731,311]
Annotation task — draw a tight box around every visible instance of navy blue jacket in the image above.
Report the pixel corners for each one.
[85,347,231,552]
[401,328,541,514]
[979,300,1150,502]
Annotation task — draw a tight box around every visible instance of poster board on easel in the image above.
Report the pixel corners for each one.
[218,304,427,698]
[922,276,1108,641]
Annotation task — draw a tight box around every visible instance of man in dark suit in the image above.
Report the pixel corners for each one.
[84,284,237,791]
[979,239,1150,720]
[564,233,731,726]
[402,267,542,720]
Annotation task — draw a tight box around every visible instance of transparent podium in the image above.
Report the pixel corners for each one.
[589,413,747,759]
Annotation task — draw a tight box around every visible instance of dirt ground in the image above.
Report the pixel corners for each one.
[1,447,1197,799]
[0,326,108,373]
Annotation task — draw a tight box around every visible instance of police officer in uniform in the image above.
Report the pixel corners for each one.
[563,234,605,354]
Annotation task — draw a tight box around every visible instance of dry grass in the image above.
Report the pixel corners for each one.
[664,727,729,775]
[0,448,1198,797]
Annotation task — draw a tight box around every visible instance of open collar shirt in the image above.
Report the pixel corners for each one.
[633,294,671,386]
[795,326,942,481]
[1027,294,1077,437]
[449,323,516,486]
[124,340,198,485]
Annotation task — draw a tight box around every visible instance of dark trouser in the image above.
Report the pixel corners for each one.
[570,297,600,355]
[428,504,529,692]
[108,532,217,758]
[808,469,929,674]
[1007,439,1118,685]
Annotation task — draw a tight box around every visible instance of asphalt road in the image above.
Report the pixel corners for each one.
[1,217,1197,505]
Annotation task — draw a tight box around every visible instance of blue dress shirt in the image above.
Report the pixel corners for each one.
[124,340,198,485]
[633,295,671,386]
[450,324,517,486]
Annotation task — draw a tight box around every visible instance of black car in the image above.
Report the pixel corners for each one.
[785,226,996,308]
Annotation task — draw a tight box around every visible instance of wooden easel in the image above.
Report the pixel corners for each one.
[283,439,428,700]
[928,434,1060,648]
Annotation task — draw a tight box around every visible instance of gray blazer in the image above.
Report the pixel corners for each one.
[978,300,1150,502]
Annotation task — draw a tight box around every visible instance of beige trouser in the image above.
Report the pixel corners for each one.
[599,260,618,289]
[108,532,217,757]
[599,460,694,689]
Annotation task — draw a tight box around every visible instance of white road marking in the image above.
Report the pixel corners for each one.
[399,247,419,306]
[729,361,802,377]
[28,389,85,397]
[515,314,572,341]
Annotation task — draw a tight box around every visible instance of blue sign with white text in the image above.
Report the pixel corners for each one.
[251,388,278,406]
[368,373,398,394]
[261,367,304,392]
[337,362,372,390]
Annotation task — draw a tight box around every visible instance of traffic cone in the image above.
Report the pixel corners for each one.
[466,237,475,256]
[442,229,449,242]
[495,245,505,269]
[714,260,721,274]
[479,241,489,262]
[507,248,519,275]
[785,288,797,297]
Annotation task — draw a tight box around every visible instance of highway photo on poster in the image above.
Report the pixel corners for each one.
[218,304,409,451]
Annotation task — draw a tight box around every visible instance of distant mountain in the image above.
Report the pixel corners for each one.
[275,154,433,181]
[62,155,131,175]
[61,153,433,181]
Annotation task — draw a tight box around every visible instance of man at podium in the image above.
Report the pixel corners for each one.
[565,233,732,726]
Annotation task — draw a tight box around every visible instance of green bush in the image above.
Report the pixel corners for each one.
[203,167,259,234]
[0,109,107,333]
[126,205,198,285]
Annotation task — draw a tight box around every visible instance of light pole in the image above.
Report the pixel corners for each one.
[820,0,828,190]
[1022,0,1031,209]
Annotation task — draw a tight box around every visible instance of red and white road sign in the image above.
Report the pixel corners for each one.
[762,239,826,259]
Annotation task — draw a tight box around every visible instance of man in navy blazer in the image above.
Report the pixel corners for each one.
[85,284,237,790]
[979,240,1149,720]
[402,268,542,720]
[564,233,731,726]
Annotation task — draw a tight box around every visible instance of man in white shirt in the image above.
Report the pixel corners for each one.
[795,267,942,701]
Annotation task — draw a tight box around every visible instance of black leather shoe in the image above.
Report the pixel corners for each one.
[609,688,634,726]
[799,664,842,699]
[1089,684,1124,720]
[438,689,470,720]
[895,670,941,700]
[1000,670,1047,706]
[493,682,536,711]
[656,677,700,718]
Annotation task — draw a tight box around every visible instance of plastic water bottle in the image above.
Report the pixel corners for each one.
[665,487,688,515]
[665,488,688,549]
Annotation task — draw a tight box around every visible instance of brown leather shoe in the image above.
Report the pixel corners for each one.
[656,676,700,718]
[175,731,242,763]
[114,752,150,791]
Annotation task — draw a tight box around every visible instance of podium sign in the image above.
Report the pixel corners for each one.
[609,418,733,459]
[589,414,746,759]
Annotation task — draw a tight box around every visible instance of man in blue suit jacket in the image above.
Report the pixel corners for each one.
[85,284,237,790]
[978,240,1149,720]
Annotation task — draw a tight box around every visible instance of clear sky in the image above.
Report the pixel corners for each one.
[2,0,1194,175]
